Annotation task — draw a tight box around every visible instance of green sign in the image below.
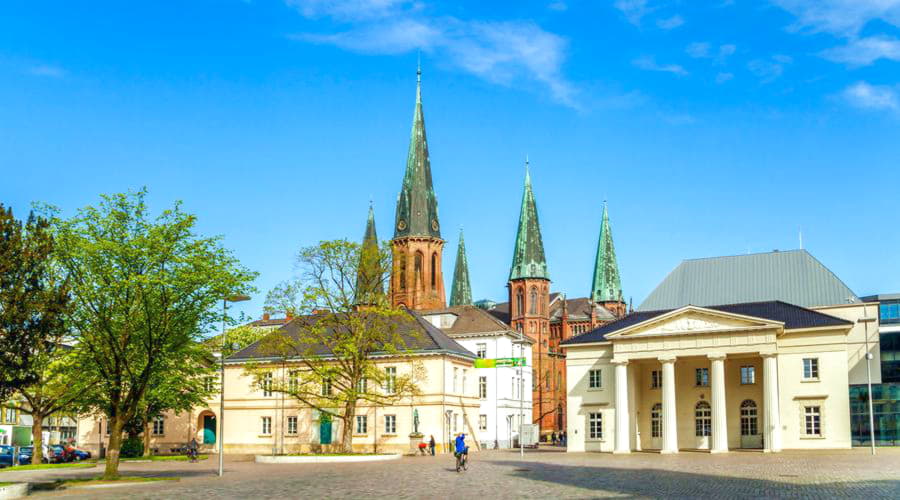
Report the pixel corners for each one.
[474,357,527,368]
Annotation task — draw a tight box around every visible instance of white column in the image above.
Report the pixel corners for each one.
[613,360,630,454]
[660,357,678,454]
[762,353,782,452]
[708,354,728,453]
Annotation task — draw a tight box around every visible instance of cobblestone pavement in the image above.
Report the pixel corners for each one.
[7,447,900,499]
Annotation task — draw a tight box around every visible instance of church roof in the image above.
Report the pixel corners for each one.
[449,229,473,306]
[355,203,383,304]
[394,66,441,239]
[563,300,852,345]
[485,293,617,324]
[590,202,623,303]
[509,165,549,281]
[638,249,859,311]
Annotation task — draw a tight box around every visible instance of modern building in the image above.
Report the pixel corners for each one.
[853,293,900,446]
[422,305,534,449]
[563,249,880,453]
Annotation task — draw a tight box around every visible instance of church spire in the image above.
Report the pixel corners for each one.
[590,201,623,303]
[394,64,440,239]
[509,160,549,281]
[356,203,383,305]
[449,228,472,306]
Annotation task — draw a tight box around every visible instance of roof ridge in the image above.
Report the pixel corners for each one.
[682,249,806,262]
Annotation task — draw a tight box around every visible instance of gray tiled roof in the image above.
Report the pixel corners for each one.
[563,301,853,346]
[229,309,475,361]
[638,250,859,311]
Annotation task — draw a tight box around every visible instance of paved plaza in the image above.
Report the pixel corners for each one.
[5,448,900,499]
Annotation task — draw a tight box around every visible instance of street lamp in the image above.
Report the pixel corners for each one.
[218,294,250,477]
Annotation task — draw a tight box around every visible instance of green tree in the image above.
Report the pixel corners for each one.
[15,344,91,465]
[0,205,70,400]
[46,190,255,479]
[247,240,422,454]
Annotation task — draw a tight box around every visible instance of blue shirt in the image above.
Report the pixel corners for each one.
[455,434,466,453]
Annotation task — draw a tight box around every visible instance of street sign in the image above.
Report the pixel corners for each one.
[473,357,527,368]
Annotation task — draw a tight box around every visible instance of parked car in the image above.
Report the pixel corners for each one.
[49,445,72,463]
[17,445,52,465]
[0,445,14,468]
[71,448,91,461]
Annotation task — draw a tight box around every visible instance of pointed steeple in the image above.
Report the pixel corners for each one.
[590,202,623,303]
[449,228,473,306]
[356,203,383,304]
[394,65,440,239]
[509,160,549,281]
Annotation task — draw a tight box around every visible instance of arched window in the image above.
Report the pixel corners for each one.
[414,252,423,287]
[516,289,524,316]
[399,254,407,290]
[740,400,758,436]
[430,253,437,290]
[529,287,538,314]
[695,401,711,437]
[651,403,662,438]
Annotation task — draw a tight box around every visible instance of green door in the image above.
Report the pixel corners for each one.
[319,414,332,445]
[203,415,216,445]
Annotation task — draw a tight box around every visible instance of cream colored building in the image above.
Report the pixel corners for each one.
[563,301,859,453]
[78,311,481,455]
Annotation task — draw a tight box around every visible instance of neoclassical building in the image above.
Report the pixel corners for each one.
[563,250,879,453]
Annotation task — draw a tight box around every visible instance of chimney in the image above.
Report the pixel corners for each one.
[262,312,270,322]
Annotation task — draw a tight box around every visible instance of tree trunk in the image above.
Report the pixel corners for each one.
[142,418,152,457]
[339,401,356,454]
[31,413,44,465]
[103,415,125,479]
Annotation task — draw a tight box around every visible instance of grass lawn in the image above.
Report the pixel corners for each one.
[0,482,12,486]
[118,455,208,462]
[1,463,96,472]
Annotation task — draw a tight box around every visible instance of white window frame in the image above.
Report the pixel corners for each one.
[287,416,298,435]
[695,368,709,387]
[357,377,367,394]
[356,415,368,434]
[740,365,756,385]
[261,416,272,436]
[803,405,823,437]
[588,369,602,389]
[384,414,396,434]
[384,367,397,395]
[479,376,488,399]
[802,358,819,380]
[476,343,487,358]
[651,370,662,389]
[262,372,273,397]
[288,370,299,393]
[479,414,487,431]
[453,367,459,393]
[321,378,332,396]
[588,412,603,440]
[152,416,165,436]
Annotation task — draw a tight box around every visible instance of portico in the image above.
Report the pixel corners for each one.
[563,302,854,454]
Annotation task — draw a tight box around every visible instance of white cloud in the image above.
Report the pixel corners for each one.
[656,15,684,30]
[747,56,791,83]
[719,44,736,58]
[547,1,567,11]
[715,72,733,83]
[28,65,66,78]
[285,0,414,21]
[615,0,650,25]
[771,0,900,37]
[841,81,899,111]
[633,55,688,76]
[290,4,577,107]
[821,35,900,66]
[686,42,711,58]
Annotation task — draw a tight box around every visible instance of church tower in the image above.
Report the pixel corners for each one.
[589,202,626,318]
[449,229,472,306]
[355,203,384,307]
[508,163,551,337]
[389,66,446,310]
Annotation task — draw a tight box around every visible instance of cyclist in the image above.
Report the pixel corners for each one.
[454,433,468,472]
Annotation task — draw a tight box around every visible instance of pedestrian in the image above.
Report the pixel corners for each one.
[551,431,557,445]
[561,431,567,447]
[428,435,435,456]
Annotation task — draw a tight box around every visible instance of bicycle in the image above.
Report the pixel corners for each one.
[454,450,468,473]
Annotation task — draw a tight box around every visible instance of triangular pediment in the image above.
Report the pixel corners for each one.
[606,306,783,339]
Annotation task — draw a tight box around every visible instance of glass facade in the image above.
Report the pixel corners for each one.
[881,331,900,383]
[849,383,900,446]
[880,301,900,325]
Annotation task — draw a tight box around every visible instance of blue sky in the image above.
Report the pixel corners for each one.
[2,0,899,319]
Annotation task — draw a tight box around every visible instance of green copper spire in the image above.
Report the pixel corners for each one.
[356,203,384,304]
[509,161,549,281]
[449,228,473,306]
[394,64,441,239]
[590,202,623,303]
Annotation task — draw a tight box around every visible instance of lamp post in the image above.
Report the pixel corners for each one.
[859,309,877,456]
[218,294,250,477]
